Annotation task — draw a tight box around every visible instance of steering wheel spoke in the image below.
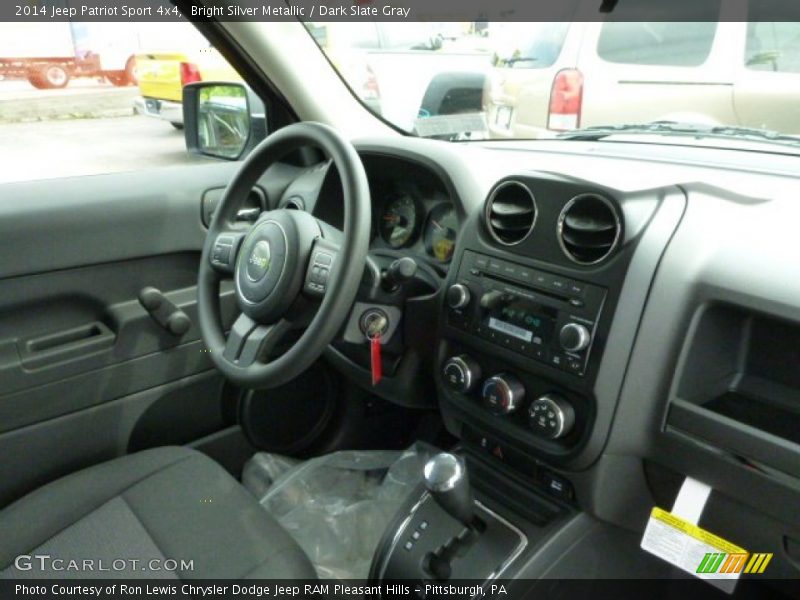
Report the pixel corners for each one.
[223,313,292,368]
[209,231,246,275]
[303,236,340,299]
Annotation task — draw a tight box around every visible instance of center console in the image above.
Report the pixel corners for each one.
[434,174,672,497]
[369,449,671,592]
[371,453,527,585]
[369,173,685,592]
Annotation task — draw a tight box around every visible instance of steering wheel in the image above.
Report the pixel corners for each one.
[197,122,371,389]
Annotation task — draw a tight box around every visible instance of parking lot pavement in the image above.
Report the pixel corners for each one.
[0,115,211,184]
[0,78,125,100]
[0,79,138,123]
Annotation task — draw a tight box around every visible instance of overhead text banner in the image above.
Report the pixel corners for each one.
[4,0,800,22]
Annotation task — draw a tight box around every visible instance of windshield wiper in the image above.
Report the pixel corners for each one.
[504,56,538,65]
[557,120,800,148]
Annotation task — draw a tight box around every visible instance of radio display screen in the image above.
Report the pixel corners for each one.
[484,299,556,343]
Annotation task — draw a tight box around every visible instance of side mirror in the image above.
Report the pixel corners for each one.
[182,82,267,160]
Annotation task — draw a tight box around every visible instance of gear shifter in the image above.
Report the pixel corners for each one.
[423,453,475,529]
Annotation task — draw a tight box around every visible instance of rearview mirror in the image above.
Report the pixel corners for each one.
[182,82,267,160]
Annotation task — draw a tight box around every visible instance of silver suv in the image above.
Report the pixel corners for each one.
[484,18,800,138]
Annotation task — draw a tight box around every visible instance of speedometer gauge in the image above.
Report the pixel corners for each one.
[424,203,458,262]
[379,194,418,248]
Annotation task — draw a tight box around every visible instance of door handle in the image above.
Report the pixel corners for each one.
[18,322,115,369]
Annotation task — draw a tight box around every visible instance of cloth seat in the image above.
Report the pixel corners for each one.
[0,447,316,579]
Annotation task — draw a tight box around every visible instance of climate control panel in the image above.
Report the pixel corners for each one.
[481,373,525,416]
[441,355,481,394]
[442,355,577,440]
[528,394,575,439]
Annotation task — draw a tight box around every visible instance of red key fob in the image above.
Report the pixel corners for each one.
[370,334,382,386]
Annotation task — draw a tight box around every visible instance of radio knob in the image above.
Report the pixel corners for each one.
[479,290,504,310]
[447,284,471,309]
[559,322,591,353]
[442,355,481,394]
[481,374,525,415]
[528,394,575,439]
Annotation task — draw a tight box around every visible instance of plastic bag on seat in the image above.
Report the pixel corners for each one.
[245,443,436,580]
[242,452,301,500]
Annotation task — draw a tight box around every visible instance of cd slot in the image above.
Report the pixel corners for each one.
[481,272,572,305]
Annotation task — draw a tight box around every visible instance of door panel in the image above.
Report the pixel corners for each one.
[0,371,223,507]
[0,160,303,507]
[0,162,236,278]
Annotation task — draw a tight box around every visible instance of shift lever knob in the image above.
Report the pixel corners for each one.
[423,453,474,528]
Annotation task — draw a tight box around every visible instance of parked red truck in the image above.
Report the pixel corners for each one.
[0,22,139,88]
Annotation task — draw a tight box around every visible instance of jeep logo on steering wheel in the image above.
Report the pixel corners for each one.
[245,240,271,281]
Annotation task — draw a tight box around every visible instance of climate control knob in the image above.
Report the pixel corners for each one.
[442,355,481,394]
[528,394,575,439]
[446,284,471,309]
[559,322,591,353]
[481,374,525,415]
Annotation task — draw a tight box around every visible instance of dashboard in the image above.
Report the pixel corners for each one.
[279,135,800,581]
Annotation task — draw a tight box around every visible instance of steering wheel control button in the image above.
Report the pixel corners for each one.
[210,233,243,272]
[442,355,481,394]
[446,283,471,309]
[559,322,592,353]
[305,246,337,296]
[212,243,231,265]
[246,240,272,281]
[481,374,524,415]
[528,394,575,439]
[314,251,333,266]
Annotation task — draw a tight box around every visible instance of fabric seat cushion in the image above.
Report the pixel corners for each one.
[0,446,316,579]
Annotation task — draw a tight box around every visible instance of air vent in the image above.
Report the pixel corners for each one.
[558,194,621,265]
[283,195,305,211]
[485,181,537,246]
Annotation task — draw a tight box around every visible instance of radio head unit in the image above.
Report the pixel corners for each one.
[446,251,607,377]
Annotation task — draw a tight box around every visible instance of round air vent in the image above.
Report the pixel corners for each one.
[485,181,537,246]
[558,194,621,265]
[283,195,305,211]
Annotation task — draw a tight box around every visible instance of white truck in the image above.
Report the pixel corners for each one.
[307,22,494,137]
[0,22,141,89]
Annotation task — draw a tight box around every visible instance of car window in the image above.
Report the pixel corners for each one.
[377,23,440,50]
[0,21,242,184]
[492,23,571,69]
[309,23,380,50]
[746,22,800,73]
[597,22,719,67]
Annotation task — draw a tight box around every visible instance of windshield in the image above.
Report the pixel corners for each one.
[307,18,800,151]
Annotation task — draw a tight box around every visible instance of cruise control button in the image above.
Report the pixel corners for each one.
[314,252,333,266]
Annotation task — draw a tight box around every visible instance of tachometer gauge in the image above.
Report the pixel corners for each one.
[379,194,418,248]
[424,203,458,262]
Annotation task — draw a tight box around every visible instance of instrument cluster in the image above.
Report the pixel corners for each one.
[375,183,458,264]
